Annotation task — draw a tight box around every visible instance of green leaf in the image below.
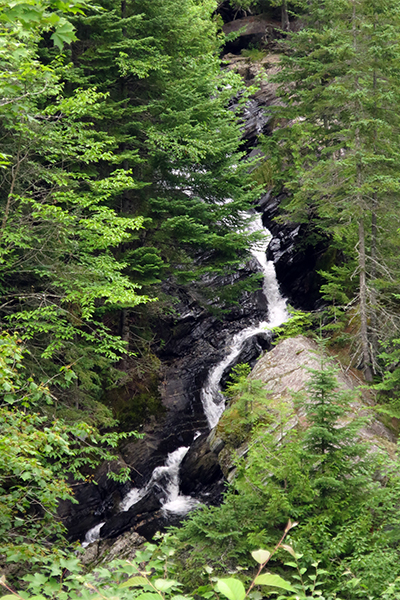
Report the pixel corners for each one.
[119,576,149,589]
[281,544,297,559]
[248,594,262,600]
[154,579,179,591]
[136,594,162,600]
[251,549,271,564]
[216,578,246,600]
[254,574,296,592]
[50,21,77,50]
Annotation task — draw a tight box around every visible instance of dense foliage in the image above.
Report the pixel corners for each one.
[1,0,263,424]
[0,0,263,578]
[0,332,138,570]
[2,0,400,597]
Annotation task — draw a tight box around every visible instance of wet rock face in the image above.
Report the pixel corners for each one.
[223,51,330,311]
[225,52,283,153]
[99,489,162,540]
[156,264,271,418]
[179,433,224,499]
[57,459,132,542]
[60,261,271,544]
[259,192,330,310]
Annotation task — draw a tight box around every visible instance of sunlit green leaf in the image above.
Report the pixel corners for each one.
[216,578,246,600]
[251,549,271,565]
[254,574,296,592]
[119,576,149,589]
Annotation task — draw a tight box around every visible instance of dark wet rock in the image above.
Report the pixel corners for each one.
[221,332,273,388]
[153,261,272,419]
[180,433,223,495]
[259,192,330,310]
[63,236,276,543]
[74,260,272,543]
[223,49,330,312]
[222,15,282,54]
[100,505,190,542]
[58,457,132,542]
[224,53,283,152]
[134,510,185,540]
[99,489,162,539]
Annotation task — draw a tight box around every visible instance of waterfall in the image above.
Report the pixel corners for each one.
[155,447,199,515]
[81,211,288,547]
[200,212,288,429]
[81,447,199,547]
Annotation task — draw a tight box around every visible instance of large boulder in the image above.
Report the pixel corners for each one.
[215,336,397,479]
[80,530,146,567]
[179,433,224,498]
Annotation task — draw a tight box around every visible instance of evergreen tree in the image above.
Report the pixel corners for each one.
[297,351,369,512]
[175,350,400,597]
[68,0,264,295]
[264,0,400,380]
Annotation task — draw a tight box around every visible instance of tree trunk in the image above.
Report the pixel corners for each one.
[353,2,372,381]
[0,149,24,242]
[370,194,378,367]
[121,0,127,35]
[281,0,290,31]
[358,217,373,381]
[369,59,378,368]
[119,308,130,371]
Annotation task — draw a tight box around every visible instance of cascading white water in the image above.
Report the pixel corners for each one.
[119,487,144,512]
[120,447,198,516]
[81,521,106,548]
[82,447,198,547]
[156,447,199,515]
[200,213,289,429]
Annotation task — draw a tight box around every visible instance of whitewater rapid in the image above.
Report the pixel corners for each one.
[200,212,288,429]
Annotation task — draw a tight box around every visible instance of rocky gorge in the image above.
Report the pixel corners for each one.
[59,17,373,557]
[77,333,397,566]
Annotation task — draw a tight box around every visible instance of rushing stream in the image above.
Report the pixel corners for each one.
[82,211,288,548]
[201,213,289,428]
